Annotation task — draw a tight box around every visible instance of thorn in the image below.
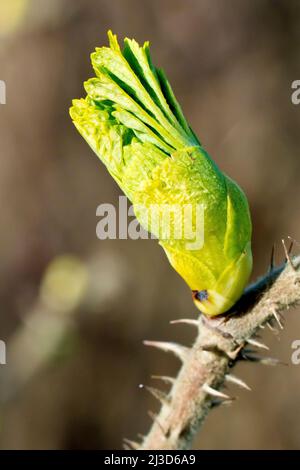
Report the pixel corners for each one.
[170,318,199,328]
[269,243,276,273]
[288,239,294,255]
[147,410,166,435]
[288,235,300,248]
[151,375,175,385]
[123,443,131,450]
[241,353,286,366]
[259,324,265,329]
[246,338,269,351]
[266,321,278,333]
[137,433,145,440]
[225,374,251,391]
[202,383,232,400]
[202,343,243,361]
[259,356,288,366]
[241,347,256,355]
[144,386,170,406]
[211,397,235,408]
[239,349,256,361]
[282,238,296,270]
[123,438,139,450]
[143,340,189,362]
[272,308,284,330]
[227,344,244,360]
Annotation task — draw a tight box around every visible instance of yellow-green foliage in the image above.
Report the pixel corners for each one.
[70,31,252,316]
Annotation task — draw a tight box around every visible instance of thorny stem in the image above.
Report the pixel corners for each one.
[132,256,300,450]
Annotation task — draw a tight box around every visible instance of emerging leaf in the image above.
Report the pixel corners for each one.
[70,31,252,316]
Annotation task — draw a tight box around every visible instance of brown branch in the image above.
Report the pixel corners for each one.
[133,256,300,450]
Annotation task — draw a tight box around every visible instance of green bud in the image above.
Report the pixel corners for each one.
[70,31,252,316]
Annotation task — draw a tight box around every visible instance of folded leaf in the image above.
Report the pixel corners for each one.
[70,31,253,317]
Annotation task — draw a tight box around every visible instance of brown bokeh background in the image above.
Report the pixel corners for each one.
[0,0,300,450]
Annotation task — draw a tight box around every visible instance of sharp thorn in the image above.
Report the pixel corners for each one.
[147,410,166,435]
[282,238,296,270]
[151,375,175,385]
[272,309,284,330]
[241,353,286,366]
[242,348,256,355]
[240,350,258,361]
[170,318,199,328]
[266,321,278,333]
[201,344,237,361]
[246,338,269,351]
[144,386,170,406]
[269,243,276,273]
[259,356,288,366]
[288,235,300,248]
[211,397,235,408]
[259,324,265,329]
[123,438,140,450]
[282,238,288,263]
[227,344,244,360]
[225,374,251,391]
[203,343,244,362]
[202,383,231,400]
[143,340,189,362]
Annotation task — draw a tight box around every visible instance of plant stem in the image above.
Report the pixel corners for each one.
[137,256,300,450]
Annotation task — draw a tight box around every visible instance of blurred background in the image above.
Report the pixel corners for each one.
[0,0,300,450]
